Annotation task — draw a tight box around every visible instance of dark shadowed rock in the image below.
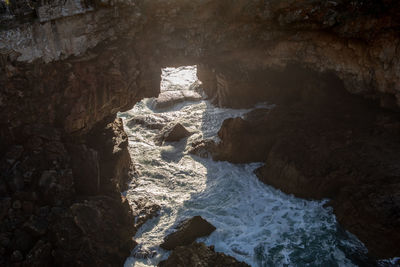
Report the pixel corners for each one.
[52,195,136,266]
[160,216,216,250]
[155,123,192,146]
[0,121,137,266]
[130,197,161,230]
[87,118,133,194]
[67,144,100,195]
[133,245,157,259]
[212,108,272,163]
[11,229,33,253]
[212,71,400,258]
[23,215,48,237]
[24,240,53,267]
[158,242,249,267]
[189,139,217,158]
[11,250,24,262]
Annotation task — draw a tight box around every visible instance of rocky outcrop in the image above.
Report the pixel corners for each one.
[0,40,159,150]
[160,216,216,250]
[209,67,400,258]
[189,139,217,159]
[155,123,192,146]
[87,118,132,194]
[158,242,249,267]
[3,0,400,111]
[130,197,161,230]
[212,108,272,163]
[195,1,400,110]
[0,119,139,266]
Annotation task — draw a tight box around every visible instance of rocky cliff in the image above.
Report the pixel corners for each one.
[210,67,400,258]
[2,0,400,141]
[1,0,400,264]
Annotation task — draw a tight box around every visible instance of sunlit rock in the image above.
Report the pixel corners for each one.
[155,123,193,146]
[154,90,202,110]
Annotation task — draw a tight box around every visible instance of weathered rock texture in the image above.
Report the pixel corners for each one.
[0,119,138,266]
[158,242,250,267]
[1,0,400,263]
[155,122,192,146]
[160,216,216,250]
[210,66,400,258]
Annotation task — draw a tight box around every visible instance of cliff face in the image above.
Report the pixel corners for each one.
[210,66,400,258]
[1,0,400,264]
[2,0,400,140]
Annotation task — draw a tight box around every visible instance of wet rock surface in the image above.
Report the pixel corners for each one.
[0,120,138,266]
[130,197,161,230]
[160,216,216,250]
[211,69,400,258]
[189,139,217,159]
[155,123,193,146]
[158,242,250,267]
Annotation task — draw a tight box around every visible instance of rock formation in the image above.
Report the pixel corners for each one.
[1,0,400,264]
[160,216,216,251]
[0,119,137,266]
[158,242,250,267]
[155,123,192,146]
[210,67,400,258]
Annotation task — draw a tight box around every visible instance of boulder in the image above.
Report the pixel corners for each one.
[189,139,217,158]
[155,123,192,146]
[158,242,249,267]
[212,108,272,163]
[160,216,216,250]
[130,197,161,230]
[154,90,202,109]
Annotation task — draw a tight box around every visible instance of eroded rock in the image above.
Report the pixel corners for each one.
[158,242,249,267]
[189,139,217,158]
[212,72,400,258]
[130,197,161,230]
[155,123,193,146]
[0,121,137,265]
[160,216,216,250]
